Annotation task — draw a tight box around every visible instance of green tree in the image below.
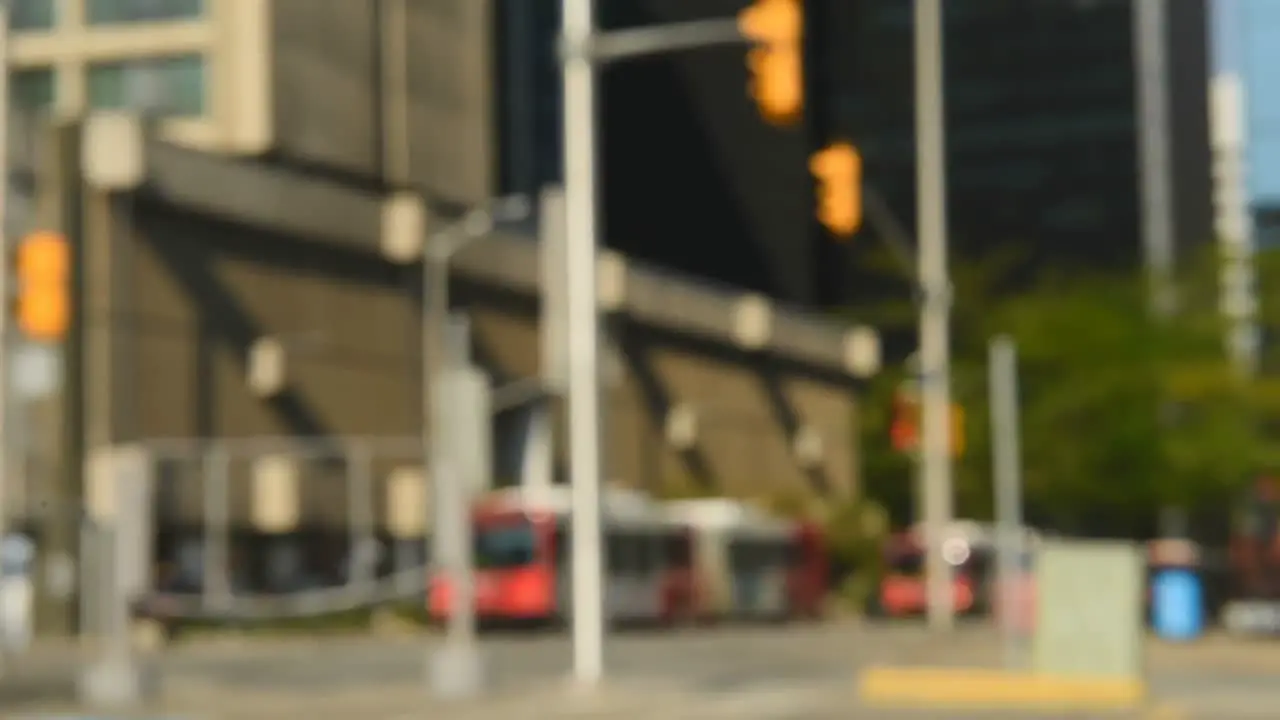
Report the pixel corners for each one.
[857,248,1280,538]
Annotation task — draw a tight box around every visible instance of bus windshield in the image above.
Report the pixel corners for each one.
[473,522,538,569]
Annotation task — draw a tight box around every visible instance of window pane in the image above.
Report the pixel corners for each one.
[88,55,205,117]
[10,0,56,30]
[12,69,55,111]
[87,0,203,25]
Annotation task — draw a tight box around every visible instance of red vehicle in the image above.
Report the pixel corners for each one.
[872,530,975,617]
[664,498,827,621]
[871,521,1037,618]
[1222,476,1280,633]
[1229,476,1280,596]
[428,486,697,625]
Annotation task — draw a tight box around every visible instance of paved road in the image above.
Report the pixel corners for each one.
[7,623,1280,718]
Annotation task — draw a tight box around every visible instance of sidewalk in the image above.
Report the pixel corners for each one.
[24,677,849,720]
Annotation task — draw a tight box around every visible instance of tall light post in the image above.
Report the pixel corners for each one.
[914,0,956,631]
[1134,0,1176,320]
[422,196,527,699]
[0,0,10,670]
[555,0,758,688]
[422,195,530,486]
[560,0,606,686]
[422,193,530,565]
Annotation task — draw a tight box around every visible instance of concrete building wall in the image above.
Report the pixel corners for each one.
[467,304,860,502]
[80,197,422,528]
[80,193,861,529]
[118,199,422,441]
[267,0,382,177]
[59,116,873,530]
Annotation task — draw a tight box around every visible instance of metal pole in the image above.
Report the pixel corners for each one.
[914,0,955,631]
[0,5,12,651]
[561,0,606,686]
[346,443,375,590]
[989,336,1025,670]
[424,235,448,570]
[427,313,483,698]
[201,447,231,612]
[1135,0,1175,318]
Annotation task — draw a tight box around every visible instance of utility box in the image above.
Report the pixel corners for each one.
[1033,540,1144,679]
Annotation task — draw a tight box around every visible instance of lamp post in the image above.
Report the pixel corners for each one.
[914,0,956,631]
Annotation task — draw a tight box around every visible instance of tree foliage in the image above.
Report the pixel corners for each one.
[858,246,1280,539]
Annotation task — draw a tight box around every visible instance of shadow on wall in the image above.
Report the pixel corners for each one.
[132,197,409,439]
[613,322,718,496]
[627,325,841,499]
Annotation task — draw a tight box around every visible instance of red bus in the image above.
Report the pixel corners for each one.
[664,498,827,621]
[427,486,697,626]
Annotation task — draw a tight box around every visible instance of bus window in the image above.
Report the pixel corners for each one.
[888,552,924,576]
[634,534,656,575]
[608,532,640,575]
[474,522,537,569]
[662,533,691,568]
[553,523,570,567]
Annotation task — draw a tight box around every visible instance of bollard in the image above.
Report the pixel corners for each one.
[79,445,159,708]
[78,524,157,707]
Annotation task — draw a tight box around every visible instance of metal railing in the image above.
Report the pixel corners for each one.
[83,437,435,628]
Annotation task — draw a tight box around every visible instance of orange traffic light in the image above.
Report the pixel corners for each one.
[739,0,803,125]
[809,141,862,237]
[16,230,70,342]
[890,392,964,459]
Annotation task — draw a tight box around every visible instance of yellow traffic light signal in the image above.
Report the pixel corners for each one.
[809,141,862,237]
[16,230,70,342]
[739,0,803,125]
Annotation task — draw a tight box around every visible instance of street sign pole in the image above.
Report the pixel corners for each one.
[989,336,1026,669]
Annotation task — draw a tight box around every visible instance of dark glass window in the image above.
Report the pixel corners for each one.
[12,68,55,111]
[88,54,206,117]
[11,0,56,30]
[87,0,203,25]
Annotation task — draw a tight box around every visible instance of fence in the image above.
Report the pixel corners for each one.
[82,436,436,626]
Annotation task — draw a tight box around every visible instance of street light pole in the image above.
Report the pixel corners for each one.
[1134,0,1176,319]
[914,0,955,631]
[421,198,527,700]
[561,0,606,687]
[0,0,10,671]
[422,198,530,554]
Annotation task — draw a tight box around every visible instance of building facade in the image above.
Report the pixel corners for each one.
[818,0,1213,304]
[7,0,495,205]
[1212,0,1280,247]
[4,0,881,526]
[8,0,268,152]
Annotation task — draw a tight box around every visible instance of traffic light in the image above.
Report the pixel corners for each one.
[15,230,70,342]
[890,390,919,453]
[809,141,862,238]
[738,0,803,126]
[890,391,965,459]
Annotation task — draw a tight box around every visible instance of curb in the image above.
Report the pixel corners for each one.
[857,665,1145,711]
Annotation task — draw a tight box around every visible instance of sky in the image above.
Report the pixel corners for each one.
[1212,0,1242,73]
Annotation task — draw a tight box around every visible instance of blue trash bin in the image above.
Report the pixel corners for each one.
[1151,568,1203,641]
